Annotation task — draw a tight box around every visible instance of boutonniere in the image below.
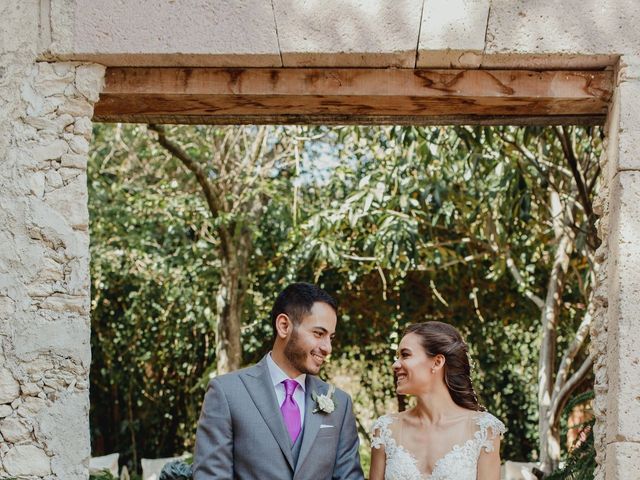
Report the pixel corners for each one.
[312,384,336,414]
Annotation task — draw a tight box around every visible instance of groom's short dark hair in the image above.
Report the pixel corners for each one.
[271,282,338,331]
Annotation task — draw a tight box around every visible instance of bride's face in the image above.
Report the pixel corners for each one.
[393,333,436,395]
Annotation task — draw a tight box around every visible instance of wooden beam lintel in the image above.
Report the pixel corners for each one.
[94,67,613,125]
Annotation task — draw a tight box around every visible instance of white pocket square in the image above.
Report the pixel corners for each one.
[320,424,334,429]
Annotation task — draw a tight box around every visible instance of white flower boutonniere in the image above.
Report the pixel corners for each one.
[312,384,336,414]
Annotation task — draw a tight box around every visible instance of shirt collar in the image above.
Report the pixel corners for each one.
[267,352,306,391]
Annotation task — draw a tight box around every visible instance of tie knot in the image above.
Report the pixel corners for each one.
[283,379,298,396]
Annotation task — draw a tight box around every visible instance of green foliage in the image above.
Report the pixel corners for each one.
[89,124,218,465]
[89,124,600,473]
[89,471,118,480]
[547,391,595,479]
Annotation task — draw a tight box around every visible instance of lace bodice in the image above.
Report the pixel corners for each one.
[371,411,506,480]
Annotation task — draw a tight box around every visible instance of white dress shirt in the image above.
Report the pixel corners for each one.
[267,352,306,428]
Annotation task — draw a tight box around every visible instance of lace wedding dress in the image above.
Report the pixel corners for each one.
[371,411,506,480]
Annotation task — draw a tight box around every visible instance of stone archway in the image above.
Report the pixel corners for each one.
[1,2,639,478]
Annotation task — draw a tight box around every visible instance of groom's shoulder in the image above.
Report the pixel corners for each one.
[207,363,262,388]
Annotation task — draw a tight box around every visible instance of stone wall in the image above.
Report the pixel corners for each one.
[600,56,640,480]
[0,5,104,475]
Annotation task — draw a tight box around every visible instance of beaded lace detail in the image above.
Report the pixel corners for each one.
[371,412,506,480]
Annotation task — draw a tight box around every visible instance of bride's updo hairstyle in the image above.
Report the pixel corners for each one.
[403,321,484,411]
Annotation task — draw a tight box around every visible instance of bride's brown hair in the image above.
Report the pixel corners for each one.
[403,321,484,411]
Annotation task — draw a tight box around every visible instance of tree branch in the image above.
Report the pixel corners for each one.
[555,127,591,216]
[549,353,594,426]
[148,124,231,256]
[551,308,592,404]
[505,251,545,310]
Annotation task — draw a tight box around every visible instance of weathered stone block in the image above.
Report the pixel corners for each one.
[275,0,423,67]
[0,368,20,404]
[3,444,51,476]
[57,97,94,117]
[59,167,83,182]
[484,0,640,64]
[40,294,88,315]
[24,116,59,132]
[73,116,93,138]
[27,198,78,252]
[68,134,90,155]
[61,153,87,169]
[75,64,106,102]
[616,78,640,172]
[22,82,64,117]
[45,169,64,191]
[417,0,490,68]
[39,392,91,479]
[605,442,640,480]
[606,171,640,443]
[67,0,281,67]
[13,314,90,367]
[21,382,41,396]
[29,138,69,162]
[0,415,32,442]
[44,173,89,230]
[29,171,46,197]
[16,396,47,417]
[35,62,75,96]
[0,405,12,418]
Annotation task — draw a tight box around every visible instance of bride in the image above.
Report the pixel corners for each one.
[370,321,505,480]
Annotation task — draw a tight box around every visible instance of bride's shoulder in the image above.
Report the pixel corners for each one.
[475,410,507,436]
[371,412,404,436]
[372,412,399,430]
[371,413,401,450]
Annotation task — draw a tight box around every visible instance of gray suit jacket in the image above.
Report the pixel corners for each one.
[193,355,364,480]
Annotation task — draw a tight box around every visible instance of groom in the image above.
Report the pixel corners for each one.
[193,282,364,479]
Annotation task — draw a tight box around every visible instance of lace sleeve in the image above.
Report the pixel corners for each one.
[371,415,393,451]
[477,412,507,453]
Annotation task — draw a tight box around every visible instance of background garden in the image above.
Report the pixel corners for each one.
[88,124,600,478]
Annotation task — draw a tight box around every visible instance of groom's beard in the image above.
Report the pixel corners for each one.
[284,327,318,375]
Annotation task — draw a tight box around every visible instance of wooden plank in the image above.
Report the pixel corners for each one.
[93,68,613,125]
[92,113,605,127]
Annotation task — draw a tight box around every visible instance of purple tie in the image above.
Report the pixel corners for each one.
[280,379,301,444]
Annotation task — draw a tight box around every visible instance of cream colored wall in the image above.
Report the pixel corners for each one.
[1,1,104,478]
[1,1,639,478]
[44,0,638,68]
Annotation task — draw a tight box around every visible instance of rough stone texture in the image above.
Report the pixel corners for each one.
[605,171,640,443]
[38,392,91,478]
[590,56,640,480]
[1,4,103,478]
[590,69,617,478]
[0,414,33,443]
[274,0,423,67]
[614,78,640,172]
[417,0,491,68]
[605,442,640,480]
[0,405,13,418]
[48,0,282,67]
[0,368,21,404]
[3,444,52,476]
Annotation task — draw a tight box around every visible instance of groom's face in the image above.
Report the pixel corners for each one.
[284,301,337,376]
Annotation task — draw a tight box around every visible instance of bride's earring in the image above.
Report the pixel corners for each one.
[431,368,435,374]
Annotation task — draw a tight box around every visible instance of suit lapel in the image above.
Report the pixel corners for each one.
[295,375,324,473]
[240,356,295,470]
